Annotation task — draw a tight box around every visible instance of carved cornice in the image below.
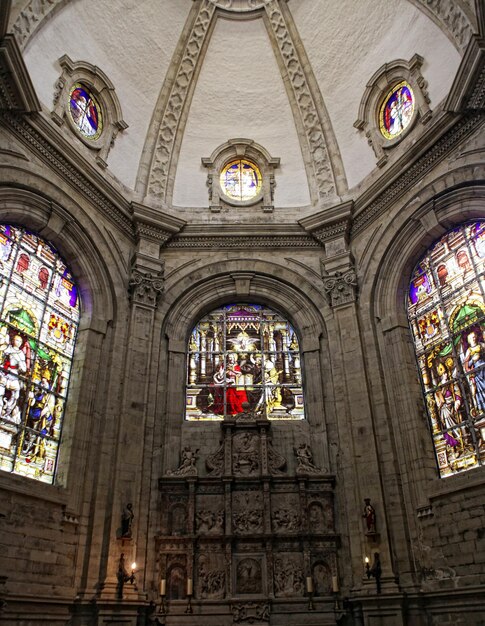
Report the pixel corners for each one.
[132,201,186,246]
[352,111,484,235]
[299,200,353,246]
[165,234,319,249]
[322,267,358,308]
[446,35,485,111]
[0,34,40,112]
[146,0,216,202]
[3,113,135,237]
[408,0,475,53]
[264,0,337,201]
[129,267,164,308]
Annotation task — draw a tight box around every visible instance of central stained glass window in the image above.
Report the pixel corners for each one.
[186,304,304,421]
[379,81,414,140]
[407,221,485,477]
[220,159,262,202]
[69,82,103,140]
[0,225,80,483]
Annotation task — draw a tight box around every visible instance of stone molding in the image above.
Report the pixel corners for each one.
[146,0,216,203]
[264,0,337,201]
[11,0,67,50]
[3,113,135,237]
[132,201,186,246]
[446,35,485,111]
[352,111,483,235]
[299,200,353,246]
[408,0,475,53]
[165,234,320,249]
[0,34,40,112]
[322,267,358,308]
[129,267,164,308]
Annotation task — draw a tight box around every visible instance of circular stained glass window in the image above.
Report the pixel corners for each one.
[379,81,415,140]
[68,83,103,140]
[220,159,262,202]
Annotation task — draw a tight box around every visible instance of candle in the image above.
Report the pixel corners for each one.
[160,579,166,596]
[332,576,339,593]
[306,576,313,593]
[187,578,193,595]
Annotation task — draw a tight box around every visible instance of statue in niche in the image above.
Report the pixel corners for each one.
[121,502,134,538]
[363,498,377,534]
[167,446,199,476]
[236,558,262,595]
[168,565,186,600]
[308,502,325,533]
[233,431,259,475]
[274,558,304,597]
[294,442,322,474]
[312,561,331,596]
[169,503,187,535]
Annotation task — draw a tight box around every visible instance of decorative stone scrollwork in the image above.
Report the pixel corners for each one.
[322,268,358,308]
[129,268,164,308]
[264,1,337,200]
[232,601,270,623]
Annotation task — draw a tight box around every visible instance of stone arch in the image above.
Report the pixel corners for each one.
[158,258,333,474]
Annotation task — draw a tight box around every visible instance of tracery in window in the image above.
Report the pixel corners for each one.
[186,304,304,421]
[0,225,80,484]
[379,81,414,140]
[69,82,103,140]
[220,159,262,202]
[407,221,485,477]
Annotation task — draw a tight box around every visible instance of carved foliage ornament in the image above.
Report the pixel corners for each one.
[323,268,358,308]
[129,268,164,307]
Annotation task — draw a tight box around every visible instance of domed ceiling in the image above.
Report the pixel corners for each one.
[10,0,470,212]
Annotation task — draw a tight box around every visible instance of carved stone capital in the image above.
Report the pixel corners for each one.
[129,267,164,308]
[322,267,357,308]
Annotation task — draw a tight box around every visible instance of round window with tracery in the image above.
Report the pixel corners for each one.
[68,83,103,140]
[379,81,415,140]
[220,159,262,202]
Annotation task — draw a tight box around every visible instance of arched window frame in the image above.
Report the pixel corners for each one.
[51,55,128,168]
[354,54,432,167]
[406,220,485,478]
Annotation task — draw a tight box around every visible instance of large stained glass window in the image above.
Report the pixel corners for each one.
[0,225,80,484]
[379,81,414,140]
[220,159,262,202]
[407,221,485,477]
[186,304,304,421]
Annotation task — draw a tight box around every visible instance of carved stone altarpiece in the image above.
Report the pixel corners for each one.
[157,412,338,622]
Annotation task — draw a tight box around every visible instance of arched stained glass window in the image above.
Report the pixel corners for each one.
[0,225,80,484]
[186,304,304,421]
[407,221,485,477]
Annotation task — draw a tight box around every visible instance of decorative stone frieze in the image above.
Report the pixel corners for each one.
[12,0,66,49]
[409,0,474,52]
[264,0,337,201]
[128,267,164,308]
[146,0,216,202]
[322,267,358,308]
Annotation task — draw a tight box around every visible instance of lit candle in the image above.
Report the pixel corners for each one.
[332,576,339,593]
[131,562,137,573]
[306,576,313,593]
[364,556,369,564]
[160,579,166,596]
[187,578,193,596]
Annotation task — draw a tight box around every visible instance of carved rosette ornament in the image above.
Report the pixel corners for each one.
[323,268,357,308]
[129,268,164,307]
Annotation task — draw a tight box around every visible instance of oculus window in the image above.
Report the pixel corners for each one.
[220,159,262,202]
[186,304,304,421]
[379,81,414,140]
[0,225,80,484]
[69,82,103,140]
[407,221,485,477]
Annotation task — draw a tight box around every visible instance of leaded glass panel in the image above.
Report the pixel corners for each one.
[379,81,414,140]
[220,159,262,202]
[0,225,80,483]
[186,304,304,421]
[69,83,103,140]
[407,221,485,477]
